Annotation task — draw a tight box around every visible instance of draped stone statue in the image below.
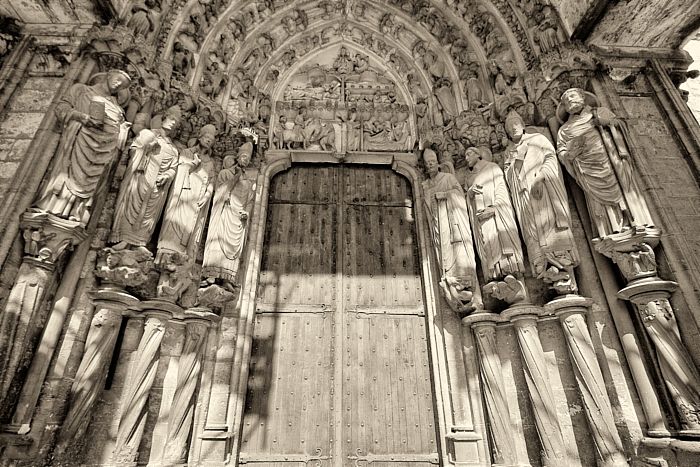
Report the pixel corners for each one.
[35,70,132,225]
[156,124,216,262]
[201,142,257,288]
[464,146,525,282]
[504,111,580,293]
[421,148,479,313]
[556,88,653,239]
[111,106,182,250]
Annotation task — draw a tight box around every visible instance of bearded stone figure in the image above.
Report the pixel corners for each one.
[111,106,182,250]
[503,111,580,293]
[35,70,132,225]
[156,124,216,262]
[201,142,257,287]
[464,146,525,282]
[556,88,653,239]
[421,148,479,313]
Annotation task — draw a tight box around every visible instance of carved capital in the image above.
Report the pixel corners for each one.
[610,243,658,282]
[592,226,661,259]
[21,210,87,266]
[483,274,528,305]
[95,247,155,288]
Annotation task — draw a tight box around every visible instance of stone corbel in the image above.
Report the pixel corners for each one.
[21,210,87,266]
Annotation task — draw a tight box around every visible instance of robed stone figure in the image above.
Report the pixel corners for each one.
[464,146,525,281]
[556,88,653,238]
[156,124,216,262]
[421,148,479,313]
[201,142,257,286]
[111,106,182,250]
[504,111,579,290]
[35,70,132,225]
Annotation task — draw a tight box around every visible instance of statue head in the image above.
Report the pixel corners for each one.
[560,88,586,115]
[106,70,132,94]
[465,146,491,169]
[237,142,254,167]
[162,105,183,132]
[504,110,525,142]
[422,148,439,177]
[198,124,217,149]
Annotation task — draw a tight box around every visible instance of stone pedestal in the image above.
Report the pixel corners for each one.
[463,312,520,467]
[502,304,565,466]
[618,279,700,434]
[54,287,138,455]
[545,295,628,467]
[112,300,180,466]
[162,307,219,465]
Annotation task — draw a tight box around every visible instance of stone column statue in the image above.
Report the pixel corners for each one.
[503,111,580,293]
[111,106,182,251]
[35,70,132,225]
[464,146,525,300]
[201,142,257,290]
[556,88,653,239]
[421,148,479,313]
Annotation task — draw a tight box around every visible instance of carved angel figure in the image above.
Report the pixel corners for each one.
[503,112,579,292]
[111,106,182,250]
[464,146,525,281]
[201,142,257,285]
[556,88,653,238]
[35,70,132,225]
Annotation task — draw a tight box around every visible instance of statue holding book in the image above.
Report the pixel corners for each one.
[35,70,132,226]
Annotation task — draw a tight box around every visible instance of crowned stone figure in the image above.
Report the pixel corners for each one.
[111,106,182,251]
[503,111,579,293]
[35,70,132,225]
[556,88,653,239]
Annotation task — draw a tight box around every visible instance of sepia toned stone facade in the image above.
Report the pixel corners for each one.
[0,1,699,466]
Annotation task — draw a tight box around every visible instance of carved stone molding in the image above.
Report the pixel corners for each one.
[618,279,700,433]
[544,295,628,467]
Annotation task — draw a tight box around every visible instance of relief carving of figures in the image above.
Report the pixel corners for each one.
[156,124,216,263]
[125,0,161,39]
[421,149,479,314]
[503,111,579,293]
[556,88,654,239]
[201,142,257,287]
[35,70,132,225]
[110,106,182,250]
[463,147,525,282]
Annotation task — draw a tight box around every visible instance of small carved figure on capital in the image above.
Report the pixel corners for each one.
[35,70,132,226]
[556,88,654,241]
[110,105,182,252]
[421,148,479,314]
[503,110,579,294]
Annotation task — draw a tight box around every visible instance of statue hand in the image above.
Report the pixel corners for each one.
[239,211,249,222]
[477,207,495,221]
[531,176,544,200]
[155,175,168,187]
[197,195,210,209]
[595,107,617,127]
[434,191,448,200]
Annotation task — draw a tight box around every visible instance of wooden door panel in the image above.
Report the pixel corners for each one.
[241,313,334,460]
[270,165,339,204]
[342,166,412,205]
[342,315,438,465]
[258,203,336,306]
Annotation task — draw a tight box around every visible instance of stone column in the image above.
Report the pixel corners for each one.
[502,304,565,466]
[463,312,519,467]
[545,295,628,467]
[112,299,179,466]
[54,287,138,454]
[619,279,700,434]
[0,212,86,399]
[162,307,218,465]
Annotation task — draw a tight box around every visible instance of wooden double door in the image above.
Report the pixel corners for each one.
[240,164,440,467]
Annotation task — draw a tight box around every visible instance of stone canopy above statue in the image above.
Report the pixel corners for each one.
[272,44,415,152]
